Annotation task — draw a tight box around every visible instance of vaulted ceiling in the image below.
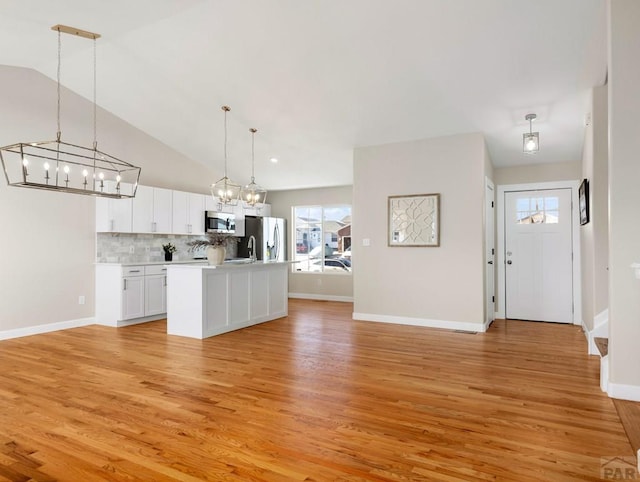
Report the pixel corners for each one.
[0,0,606,190]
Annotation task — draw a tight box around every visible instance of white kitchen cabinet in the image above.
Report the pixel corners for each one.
[96,264,169,327]
[172,191,205,235]
[121,265,146,320]
[95,181,133,233]
[243,203,271,218]
[132,185,173,234]
[122,275,145,320]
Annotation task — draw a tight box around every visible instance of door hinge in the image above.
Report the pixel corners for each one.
[491,248,494,255]
[492,296,495,303]
[491,201,494,208]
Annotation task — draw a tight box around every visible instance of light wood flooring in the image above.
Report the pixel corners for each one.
[0,299,636,481]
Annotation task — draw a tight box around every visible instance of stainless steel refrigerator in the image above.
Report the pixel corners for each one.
[238,216,287,261]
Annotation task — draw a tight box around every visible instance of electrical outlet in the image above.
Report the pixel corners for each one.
[362,238,371,247]
[129,246,135,254]
[78,295,85,305]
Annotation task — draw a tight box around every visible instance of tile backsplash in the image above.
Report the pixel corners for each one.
[96,233,238,263]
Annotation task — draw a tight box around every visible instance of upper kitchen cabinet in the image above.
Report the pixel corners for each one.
[172,191,205,235]
[244,203,271,217]
[96,181,133,232]
[132,186,172,234]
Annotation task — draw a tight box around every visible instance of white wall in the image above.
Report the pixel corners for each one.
[353,133,486,328]
[268,186,353,300]
[607,0,640,397]
[0,66,215,333]
[580,85,609,332]
[493,161,581,186]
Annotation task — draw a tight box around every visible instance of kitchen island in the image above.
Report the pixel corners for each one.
[166,261,289,339]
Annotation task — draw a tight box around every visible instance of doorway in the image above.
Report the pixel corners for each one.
[497,181,581,324]
[485,178,495,326]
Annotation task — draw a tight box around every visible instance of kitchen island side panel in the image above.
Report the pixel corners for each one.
[167,267,205,338]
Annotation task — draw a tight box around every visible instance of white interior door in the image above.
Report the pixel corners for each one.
[486,180,495,325]
[505,188,573,323]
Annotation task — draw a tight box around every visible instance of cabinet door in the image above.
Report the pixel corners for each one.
[234,204,245,237]
[153,188,173,234]
[132,185,154,233]
[96,182,132,233]
[145,274,167,316]
[172,190,190,234]
[111,198,133,232]
[122,276,145,320]
[188,193,205,235]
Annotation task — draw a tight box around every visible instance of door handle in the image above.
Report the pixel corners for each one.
[488,261,493,265]
[507,260,513,265]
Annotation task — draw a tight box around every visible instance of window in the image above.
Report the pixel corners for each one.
[516,195,559,224]
[293,205,352,273]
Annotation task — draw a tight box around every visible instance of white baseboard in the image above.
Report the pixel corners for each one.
[0,317,95,341]
[352,312,488,333]
[289,293,354,303]
[608,381,640,402]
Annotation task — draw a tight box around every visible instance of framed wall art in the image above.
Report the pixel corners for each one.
[579,179,589,225]
[388,193,440,247]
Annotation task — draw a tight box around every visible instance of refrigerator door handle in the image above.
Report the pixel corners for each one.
[274,222,280,260]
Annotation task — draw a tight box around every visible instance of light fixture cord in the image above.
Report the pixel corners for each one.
[93,36,97,150]
[224,108,228,178]
[251,129,255,182]
[56,28,61,142]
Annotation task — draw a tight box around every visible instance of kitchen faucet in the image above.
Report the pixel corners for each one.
[247,235,257,261]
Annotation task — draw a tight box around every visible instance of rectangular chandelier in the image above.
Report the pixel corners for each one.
[0,139,141,198]
[0,24,141,199]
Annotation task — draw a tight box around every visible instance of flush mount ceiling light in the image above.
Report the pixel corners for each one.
[0,25,141,198]
[240,128,267,207]
[211,105,241,206]
[523,113,539,154]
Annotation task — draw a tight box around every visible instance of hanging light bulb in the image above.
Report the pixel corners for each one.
[523,113,539,154]
[241,128,267,207]
[211,106,241,205]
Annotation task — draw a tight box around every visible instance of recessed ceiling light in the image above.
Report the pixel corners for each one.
[270,157,278,164]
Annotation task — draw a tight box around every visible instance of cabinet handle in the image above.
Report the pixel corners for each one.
[161,268,167,271]
[123,279,127,291]
[164,276,167,286]
[152,222,157,232]
[129,270,141,273]
[110,220,115,231]
[188,224,192,233]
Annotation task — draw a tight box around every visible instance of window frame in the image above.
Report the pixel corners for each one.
[291,204,352,275]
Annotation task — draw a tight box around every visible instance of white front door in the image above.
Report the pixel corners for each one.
[505,188,573,323]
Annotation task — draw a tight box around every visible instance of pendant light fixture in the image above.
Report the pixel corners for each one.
[523,113,539,154]
[211,106,241,205]
[0,25,141,198]
[241,128,267,207]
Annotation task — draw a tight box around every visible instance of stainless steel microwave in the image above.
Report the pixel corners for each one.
[205,211,236,234]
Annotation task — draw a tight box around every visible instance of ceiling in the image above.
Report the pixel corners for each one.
[0,0,607,190]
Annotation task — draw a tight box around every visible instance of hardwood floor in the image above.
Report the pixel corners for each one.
[0,299,635,481]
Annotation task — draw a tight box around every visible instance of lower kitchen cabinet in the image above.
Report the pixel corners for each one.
[122,275,145,320]
[96,264,168,327]
[144,274,167,316]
